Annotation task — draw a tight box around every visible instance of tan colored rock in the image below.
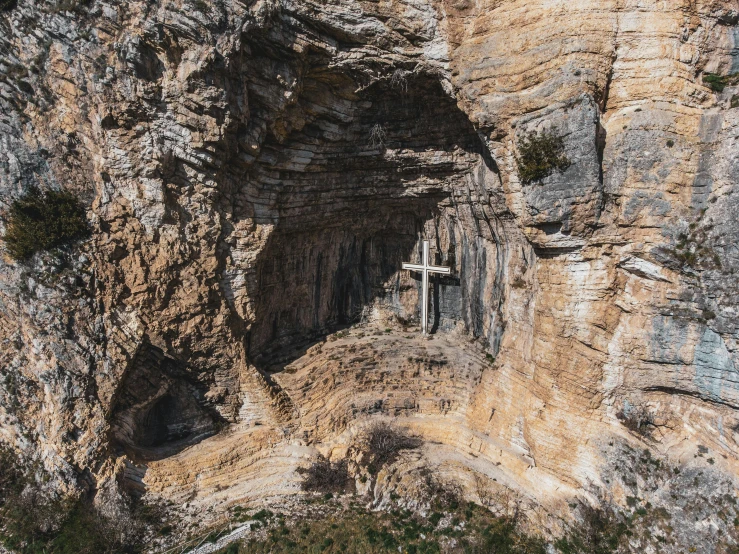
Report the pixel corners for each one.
[1,0,739,550]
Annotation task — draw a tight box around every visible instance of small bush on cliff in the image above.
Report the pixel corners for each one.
[298,457,352,494]
[702,72,739,93]
[616,403,655,437]
[369,123,387,148]
[666,224,722,272]
[515,128,571,184]
[359,423,421,475]
[3,186,90,261]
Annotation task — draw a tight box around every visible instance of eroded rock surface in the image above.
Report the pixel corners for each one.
[2,0,739,551]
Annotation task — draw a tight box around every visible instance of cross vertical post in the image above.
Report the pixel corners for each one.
[402,240,451,335]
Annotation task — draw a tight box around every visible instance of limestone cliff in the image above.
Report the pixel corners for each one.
[2,0,739,551]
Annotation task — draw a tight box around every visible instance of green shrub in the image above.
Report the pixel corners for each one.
[252,509,273,521]
[515,128,571,184]
[702,73,739,93]
[4,186,90,261]
[704,73,727,92]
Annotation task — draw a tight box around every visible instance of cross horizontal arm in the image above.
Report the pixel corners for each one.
[402,263,425,271]
[427,266,451,274]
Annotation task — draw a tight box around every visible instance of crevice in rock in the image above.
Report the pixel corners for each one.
[643,385,739,410]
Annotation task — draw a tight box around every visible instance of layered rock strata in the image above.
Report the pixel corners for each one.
[1,0,739,550]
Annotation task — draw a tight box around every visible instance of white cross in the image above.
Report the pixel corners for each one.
[402,240,450,335]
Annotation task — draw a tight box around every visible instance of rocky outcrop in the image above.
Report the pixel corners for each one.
[2,0,739,550]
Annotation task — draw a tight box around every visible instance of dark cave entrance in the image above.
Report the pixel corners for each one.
[242,71,493,368]
[138,391,203,448]
[109,342,222,460]
[140,395,176,448]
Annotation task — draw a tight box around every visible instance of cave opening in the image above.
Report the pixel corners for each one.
[109,343,222,460]
[241,68,496,369]
[140,393,193,448]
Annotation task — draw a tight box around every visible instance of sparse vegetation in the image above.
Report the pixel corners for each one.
[515,128,571,184]
[298,458,352,494]
[328,329,350,341]
[616,402,656,437]
[554,503,628,554]
[0,447,158,553]
[3,186,89,261]
[667,222,723,272]
[359,423,421,475]
[215,490,546,554]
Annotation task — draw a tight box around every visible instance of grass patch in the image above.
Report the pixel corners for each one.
[214,498,546,554]
[3,186,89,261]
[515,128,571,184]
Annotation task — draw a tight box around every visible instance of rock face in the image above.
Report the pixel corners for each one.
[2,0,739,549]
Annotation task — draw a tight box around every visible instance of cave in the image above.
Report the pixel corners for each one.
[109,343,221,460]
[140,395,179,447]
[108,32,511,452]
[137,386,212,448]
[240,68,500,367]
[105,38,509,454]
